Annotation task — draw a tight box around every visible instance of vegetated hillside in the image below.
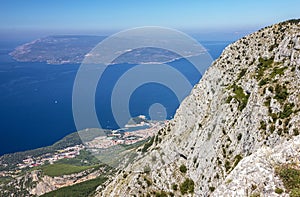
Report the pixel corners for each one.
[99,19,300,196]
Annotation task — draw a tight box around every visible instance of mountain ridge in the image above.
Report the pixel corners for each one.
[99,19,300,196]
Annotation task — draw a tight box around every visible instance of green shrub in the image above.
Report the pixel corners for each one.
[259,78,269,86]
[269,43,278,51]
[143,165,151,174]
[172,183,178,191]
[228,84,250,111]
[251,184,257,190]
[144,176,152,186]
[268,86,274,93]
[291,67,296,72]
[275,187,284,194]
[264,97,271,107]
[142,137,154,152]
[291,188,300,197]
[226,95,233,103]
[256,57,274,79]
[270,66,287,78]
[179,164,187,173]
[250,193,260,197]
[155,191,168,197]
[274,84,288,103]
[270,124,276,133]
[238,68,247,80]
[225,160,231,172]
[277,128,283,135]
[280,103,294,119]
[260,121,267,130]
[209,186,215,192]
[233,155,243,168]
[270,113,278,122]
[180,178,194,195]
[276,165,300,194]
[237,133,242,141]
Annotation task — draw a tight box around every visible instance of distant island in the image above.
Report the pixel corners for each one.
[9,35,105,65]
[9,35,188,65]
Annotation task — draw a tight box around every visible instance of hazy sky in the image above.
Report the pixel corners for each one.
[1,0,300,40]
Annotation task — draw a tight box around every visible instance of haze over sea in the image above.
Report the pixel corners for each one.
[0,39,230,155]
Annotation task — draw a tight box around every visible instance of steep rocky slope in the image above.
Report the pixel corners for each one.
[99,19,300,196]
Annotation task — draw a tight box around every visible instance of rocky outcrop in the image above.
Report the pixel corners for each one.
[1,167,103,196]
[29,169,102,196]
[99,19,300,196]
[213,135,300,196]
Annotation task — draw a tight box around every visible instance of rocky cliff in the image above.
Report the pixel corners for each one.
[99,19,300,196]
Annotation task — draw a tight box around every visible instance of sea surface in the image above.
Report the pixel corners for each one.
[0,40,231,155]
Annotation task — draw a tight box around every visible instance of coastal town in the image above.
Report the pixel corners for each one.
[16,144,85,169]
[86,117,165,149]
[0,116,166,178]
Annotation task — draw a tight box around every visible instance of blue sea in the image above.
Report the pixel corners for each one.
[0,40,231,155]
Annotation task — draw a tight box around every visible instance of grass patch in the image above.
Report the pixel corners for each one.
[95,140,145,168]
[227,84,250,111]
[270,66,287,78]
[291,189,300,197]
[275,165,300,196]
[256,57,274,80]
[41,163,95,177]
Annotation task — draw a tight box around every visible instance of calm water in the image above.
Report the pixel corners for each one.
[0,40,231,155]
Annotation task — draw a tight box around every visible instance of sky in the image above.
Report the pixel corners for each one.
[1,0,300,41]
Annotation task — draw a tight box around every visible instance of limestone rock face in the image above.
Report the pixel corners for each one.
[100,20,300,196]
[213,135,300,196]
